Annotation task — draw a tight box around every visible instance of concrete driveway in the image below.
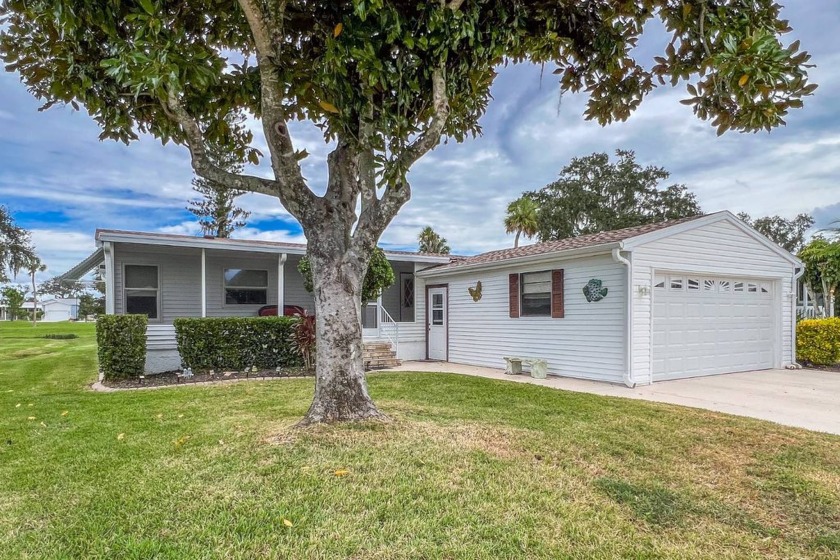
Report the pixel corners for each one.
[387,362,840,435]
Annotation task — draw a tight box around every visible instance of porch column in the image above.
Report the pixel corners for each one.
[200,248,206,317]
[103,241,115,314]
[278,253,287,312]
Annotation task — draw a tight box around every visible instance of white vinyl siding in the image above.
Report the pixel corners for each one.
[630,219,796,384]
[443,254,627,382]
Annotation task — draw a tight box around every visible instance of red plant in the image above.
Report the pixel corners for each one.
[292,311,316,371]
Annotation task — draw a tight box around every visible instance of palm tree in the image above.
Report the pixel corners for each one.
[27,256,46,326]
[417,226,450,254]
[504,197,539,248]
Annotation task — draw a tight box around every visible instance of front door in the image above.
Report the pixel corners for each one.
[427,286,447,360]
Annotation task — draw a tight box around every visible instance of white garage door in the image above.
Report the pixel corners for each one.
[652,274,775,381]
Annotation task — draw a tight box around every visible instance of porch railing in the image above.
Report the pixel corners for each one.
[363,301,399,356]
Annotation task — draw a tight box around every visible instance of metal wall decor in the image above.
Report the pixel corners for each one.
[583,279,608,302]
[468,280,482,302]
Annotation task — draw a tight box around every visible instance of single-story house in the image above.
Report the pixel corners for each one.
[416,211,801,386]
[41,298,80,322]
[61,229,452,372]
[1,300,43,321]
[62,211,802,385]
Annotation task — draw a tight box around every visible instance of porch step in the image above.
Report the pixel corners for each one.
[363,342,401,370]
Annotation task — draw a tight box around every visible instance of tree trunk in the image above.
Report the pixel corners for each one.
[31,271,37,326]
[296,146,389,425]
[514,230,520,248]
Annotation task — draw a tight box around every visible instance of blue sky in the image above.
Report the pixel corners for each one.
[1,2,839,282]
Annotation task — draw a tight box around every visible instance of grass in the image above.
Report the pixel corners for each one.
[1,322,839,559]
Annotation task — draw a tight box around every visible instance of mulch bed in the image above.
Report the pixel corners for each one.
[102,368,313,389]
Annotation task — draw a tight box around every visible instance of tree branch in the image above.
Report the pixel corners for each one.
[392,66,450,173]
[164,93,281,198]
[234,0,316,219]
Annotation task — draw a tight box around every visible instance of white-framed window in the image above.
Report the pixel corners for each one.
[431,292,444,325]
[670,277,684,291]
[124,264,159,319]
[521,271,552,316]
[224,269,268,305]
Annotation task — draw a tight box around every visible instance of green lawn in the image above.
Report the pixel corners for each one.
[1,322,839,559]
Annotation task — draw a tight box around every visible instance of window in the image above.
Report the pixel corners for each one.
[704,279,715,291]
[670,277,683,290]
[431,293,444,325]
[654,274,666,289]
[124,265,159,319]
[734,281,745,292]
[687,278,700,291]
[718,280,731,292]
[224,269,268,305]
[521,271,552,316]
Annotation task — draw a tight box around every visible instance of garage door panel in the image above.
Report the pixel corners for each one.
[653,273,776,381]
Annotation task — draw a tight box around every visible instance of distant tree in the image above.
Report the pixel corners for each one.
[504,197,539,248]
[527,151,702,241]
[1,285,26,320]
[78,293,105,319]
[737,212,814,253]
[26,256,47,325]
[418,227,451,255]
[187,142,250,238]
[0,206,36,282]
[799,237,840,318]
[299,247,394,303]
[39,277,86,299]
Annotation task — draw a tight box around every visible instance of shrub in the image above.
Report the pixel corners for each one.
[41,333,78,340]
[96,314,147,380]
[174,316,302,372]
[797,318,840,366]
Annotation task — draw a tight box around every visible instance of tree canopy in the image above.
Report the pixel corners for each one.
[418,227,450,254]
[737,212,813,254]
[0,205,36,282]
[525,150,702,241]
[800,237,840,318]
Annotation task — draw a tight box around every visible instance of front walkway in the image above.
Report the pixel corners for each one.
[385,361,840,436]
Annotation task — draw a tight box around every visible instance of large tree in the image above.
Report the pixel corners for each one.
[504,197,539,248]
[799,237,840,318]
[1,1,816,423]
[39,277,87,299]
[737,212,813,253]
[0,206,36,283]
[187,137,251,238]
[418,226,451,255]
[527,150,702,241]
[1,285,26,321]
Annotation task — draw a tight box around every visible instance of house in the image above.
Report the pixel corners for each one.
[41,298,80,322]
[0,301,44,321]
[62,211,802,384]
[415,211,802,386]
[60,230,452,372]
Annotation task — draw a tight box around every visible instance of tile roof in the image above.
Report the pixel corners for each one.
[424,214,707,274]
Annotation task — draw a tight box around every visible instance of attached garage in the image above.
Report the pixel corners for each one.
[651,274,776,380]
[416,211,802,386]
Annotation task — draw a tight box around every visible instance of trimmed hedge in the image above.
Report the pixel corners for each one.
[96,314,148,380]
[797,317,840,366]
[174,316,302,372]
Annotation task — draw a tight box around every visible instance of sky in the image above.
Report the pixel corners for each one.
[1,2,838,283]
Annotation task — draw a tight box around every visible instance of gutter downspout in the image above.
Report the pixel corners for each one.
[612,247,635,388]
[790,265,805,369]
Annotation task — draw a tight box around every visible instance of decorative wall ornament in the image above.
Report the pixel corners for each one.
[583,279,608,302]
[468,281,482,302]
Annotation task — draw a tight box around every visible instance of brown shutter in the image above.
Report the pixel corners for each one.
[508,273,520,318]
[551,269,565,318]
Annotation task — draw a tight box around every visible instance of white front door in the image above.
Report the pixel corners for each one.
[427,287,447,360]
[652,274,776,381]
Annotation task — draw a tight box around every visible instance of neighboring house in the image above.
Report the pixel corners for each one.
[416,211,801,386]
[41,298,80,322]
[60,230,452,372]
[62,211,802,384]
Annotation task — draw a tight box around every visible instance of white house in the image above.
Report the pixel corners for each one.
[416,211,802,386]
[41,298,80,322]
[62,211,802,384]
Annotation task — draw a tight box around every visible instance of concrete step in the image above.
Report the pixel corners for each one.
[363,341,400,369]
